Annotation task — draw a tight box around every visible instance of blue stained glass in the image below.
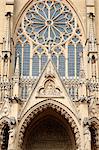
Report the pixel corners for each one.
[37,47,44,53]
[76,43,83,76]
[23,43,30,76]
[54,47,61,53]
[44,6,48,18]
[67,13,72,21]
[16,0,83,78]
[69,87,74,98]
[47,0,52,6]
[26,26,32,33]
[72,36,79,43]
[76,29,81,35]
[20,35,26,42]
[59,54,65,77]
[32,54,39,76]
[41,53,48,70]
[51,53,57,68]
[21,86,28,99]
[16,43,22,74]
[24,0,76,45]
[68,44,75,77]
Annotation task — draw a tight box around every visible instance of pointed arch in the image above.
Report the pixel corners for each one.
[17,99,81,150]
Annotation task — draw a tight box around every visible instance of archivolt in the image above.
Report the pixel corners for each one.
[18,99,81,150]
[0,117,10,149]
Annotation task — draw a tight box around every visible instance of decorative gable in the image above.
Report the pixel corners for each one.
[20,60,78,118]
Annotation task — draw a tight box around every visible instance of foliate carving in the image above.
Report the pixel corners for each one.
[83,117,91,127]
[75,95,93,103]
[18,102,81,150]
[6,96,23,104]
[89,107,99,119]
[87,79,99,92]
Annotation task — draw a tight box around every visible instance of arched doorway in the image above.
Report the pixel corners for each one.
[23,108,76,150]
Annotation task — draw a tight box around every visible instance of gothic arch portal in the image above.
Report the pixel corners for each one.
[17,100,81,150]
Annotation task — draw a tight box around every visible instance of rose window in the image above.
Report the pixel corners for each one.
[15,0,83,78]
[24,0,75,45]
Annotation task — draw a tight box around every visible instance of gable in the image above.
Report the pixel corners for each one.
[20,60,78,118]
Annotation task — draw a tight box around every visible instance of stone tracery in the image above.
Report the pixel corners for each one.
[15,0,83,78]
[23,0,77,45]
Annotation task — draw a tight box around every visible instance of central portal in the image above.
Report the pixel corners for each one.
[23,109,76,150]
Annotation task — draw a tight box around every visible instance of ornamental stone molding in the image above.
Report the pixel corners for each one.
[0,117,10,149]
[89,117,99,149]
[18,100,81,150]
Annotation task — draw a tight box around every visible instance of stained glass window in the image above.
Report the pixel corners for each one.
[76,43,83,76]
[21,86,28,99]
[24,0,75,45]
[41,53,48,70]
[59,54,65,77]
[15,43,22,74]
[68,44,75,77]
[32,54,39,76]
[23,43,30,76]
[15,0,83,78]
[51,53,57,69]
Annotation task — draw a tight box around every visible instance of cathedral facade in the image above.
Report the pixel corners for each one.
[0,0,99,149]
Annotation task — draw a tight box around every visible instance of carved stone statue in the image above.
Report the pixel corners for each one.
[38,79,62,97]
[83,117,91,150]
[4,54,8,76]
[8,117,16,150]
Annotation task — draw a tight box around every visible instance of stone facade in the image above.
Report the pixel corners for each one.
[0,0,99,150]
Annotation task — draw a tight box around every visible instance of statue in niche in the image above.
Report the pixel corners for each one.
[83,117,91,150]
[8,117,16,149]
[91,55,96,77]
[4,54,8,76]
